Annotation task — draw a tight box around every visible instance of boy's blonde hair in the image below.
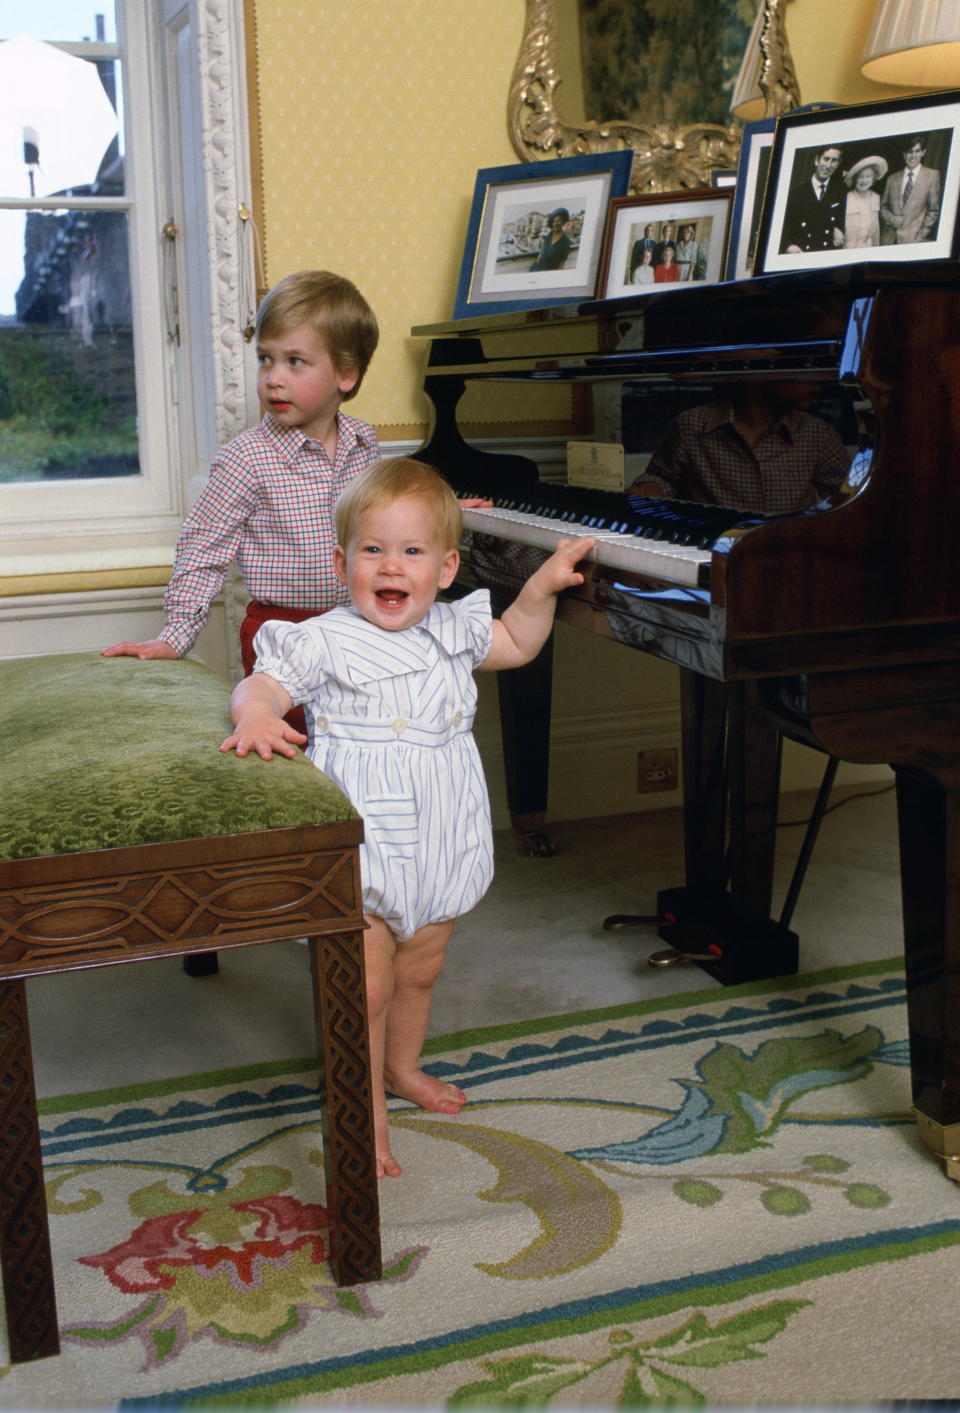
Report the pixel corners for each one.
[335,458,462,551]
[255,270,379,400]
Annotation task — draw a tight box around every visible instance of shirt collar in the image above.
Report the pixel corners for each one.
[705,401,799,444]
[258,409,376,458]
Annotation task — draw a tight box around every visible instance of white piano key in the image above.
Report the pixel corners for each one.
[462,506,712,588]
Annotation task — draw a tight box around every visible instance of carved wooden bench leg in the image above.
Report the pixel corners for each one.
[0,981,59,1362]
[309,931,382,1285]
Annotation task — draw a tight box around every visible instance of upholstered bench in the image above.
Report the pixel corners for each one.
[0,652,379,1364]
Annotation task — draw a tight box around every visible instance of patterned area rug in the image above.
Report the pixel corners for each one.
[3,957,960,1408]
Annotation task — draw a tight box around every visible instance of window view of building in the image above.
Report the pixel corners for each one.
[0,8,139,485]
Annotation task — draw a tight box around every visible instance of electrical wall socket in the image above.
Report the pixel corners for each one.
[637,748,678,793]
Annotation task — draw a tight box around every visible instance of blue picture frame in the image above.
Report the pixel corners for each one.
[452,150,634,320]
[725,116,776,281]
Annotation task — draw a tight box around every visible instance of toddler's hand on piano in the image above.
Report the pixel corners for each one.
[534,535,596,595]
[481,535,596,671]
[458,497,494,509]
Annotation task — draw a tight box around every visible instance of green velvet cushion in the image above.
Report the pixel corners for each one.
[0,653,357,861]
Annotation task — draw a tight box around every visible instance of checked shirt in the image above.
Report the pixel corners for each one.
[160,412,380,656]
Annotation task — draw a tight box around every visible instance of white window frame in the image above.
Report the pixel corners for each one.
[0,0,255,576]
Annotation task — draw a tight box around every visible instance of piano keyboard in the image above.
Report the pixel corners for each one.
[460,490,751,590]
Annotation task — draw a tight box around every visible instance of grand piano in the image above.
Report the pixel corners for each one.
[411,261,960,1181]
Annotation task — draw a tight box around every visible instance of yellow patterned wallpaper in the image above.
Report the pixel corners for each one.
[248,0,572,440]
[247,0,905,443]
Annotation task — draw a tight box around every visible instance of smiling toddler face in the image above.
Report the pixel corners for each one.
[334,494,459,632]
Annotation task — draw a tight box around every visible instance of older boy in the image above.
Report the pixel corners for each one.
[103,270,381,684]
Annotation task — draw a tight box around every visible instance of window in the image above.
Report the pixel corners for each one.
[0,0,254,574]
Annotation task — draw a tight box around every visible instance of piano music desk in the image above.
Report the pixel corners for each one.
[0,653,380,1365]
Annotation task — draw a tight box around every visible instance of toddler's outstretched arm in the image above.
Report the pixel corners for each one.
[220,672,306,759]
[482,536,594,671]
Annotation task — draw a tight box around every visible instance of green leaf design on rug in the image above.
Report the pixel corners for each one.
[393,1115,621,1278]
[697,1026,883,1152]
[574,1026,885,1167]
[448,1299,811,1406]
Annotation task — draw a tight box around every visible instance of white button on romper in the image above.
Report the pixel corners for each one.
[252,590,495,941]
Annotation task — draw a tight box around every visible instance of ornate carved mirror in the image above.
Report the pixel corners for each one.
[509,0,801,192]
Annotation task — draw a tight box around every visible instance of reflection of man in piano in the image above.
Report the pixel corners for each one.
[628,381,850,517]
[780,145,845,254]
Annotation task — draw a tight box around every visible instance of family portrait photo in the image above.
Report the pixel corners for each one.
[756,91,960,275]
[599,190,732,300]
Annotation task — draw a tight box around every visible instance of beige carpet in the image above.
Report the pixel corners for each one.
[3,955,958,1408]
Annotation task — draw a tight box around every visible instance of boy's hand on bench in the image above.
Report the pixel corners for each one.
[101,638,180,660]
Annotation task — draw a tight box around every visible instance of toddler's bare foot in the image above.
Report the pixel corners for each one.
[386,1069,466,1114]
[377,1146,403,1179]
[375,1118,403,1178]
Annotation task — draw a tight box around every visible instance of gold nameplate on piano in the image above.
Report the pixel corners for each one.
[567,441,625,492]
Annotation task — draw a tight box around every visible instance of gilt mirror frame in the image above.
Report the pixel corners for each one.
[509,0,802,193]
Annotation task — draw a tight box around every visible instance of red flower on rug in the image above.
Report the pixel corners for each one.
[82,1194,329,1291]
[64,1185,425,1370]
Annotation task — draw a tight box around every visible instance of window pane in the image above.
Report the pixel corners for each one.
[0,207,139,483]
[0,3,116,43]
[0,48,122,199]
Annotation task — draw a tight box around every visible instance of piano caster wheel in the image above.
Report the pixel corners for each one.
[603,913,658,930]
[648,947,721,968]
[519,829,555,858]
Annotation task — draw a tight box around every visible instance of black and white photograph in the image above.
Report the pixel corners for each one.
[755,91,960,275]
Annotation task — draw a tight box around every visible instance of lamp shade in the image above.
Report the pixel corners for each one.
[731,2,769,120]
[861,0,960,87]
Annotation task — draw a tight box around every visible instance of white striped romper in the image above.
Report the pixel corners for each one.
[252,589,495,941]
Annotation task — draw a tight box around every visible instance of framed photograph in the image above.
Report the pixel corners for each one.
[598,188,733,300]
[452,150,634,320]
[725,117,776,281]
[755,89,960,276]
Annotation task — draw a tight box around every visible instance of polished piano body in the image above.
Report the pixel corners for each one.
[412,262,960,1179]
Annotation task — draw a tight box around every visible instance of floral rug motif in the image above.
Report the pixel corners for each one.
[2,957,960,1407]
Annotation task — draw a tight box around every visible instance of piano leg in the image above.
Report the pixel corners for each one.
[680,672,729,898]
[414,374,542,492]
[761,666,960,1182]
[895,765,960,1180]
[491,591,555,856]
[655,677,800,985]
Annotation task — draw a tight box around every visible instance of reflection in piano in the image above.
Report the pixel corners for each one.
[412,261,960,1182]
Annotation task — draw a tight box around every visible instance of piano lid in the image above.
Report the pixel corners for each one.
[412,261,960,376]
[412,260,960,339]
